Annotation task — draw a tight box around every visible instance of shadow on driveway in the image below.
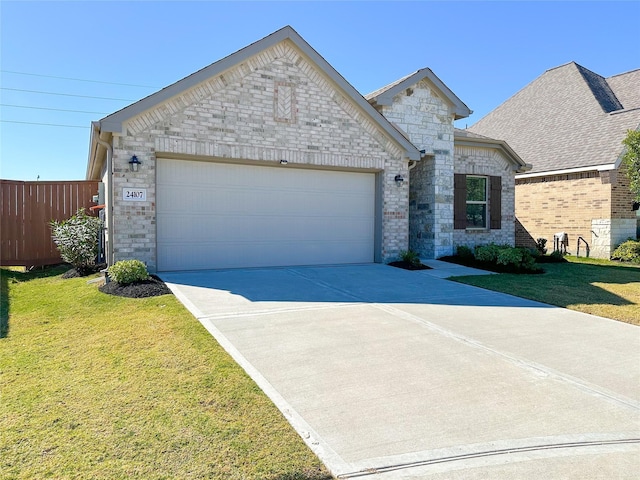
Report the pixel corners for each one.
[160,263,553,308]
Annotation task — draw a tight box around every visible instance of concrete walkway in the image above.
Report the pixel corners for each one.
[161,263,640,479]
[419,259,496,278]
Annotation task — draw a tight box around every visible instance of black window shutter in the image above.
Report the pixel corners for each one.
[490,176,502,229]
[454,174,466,230]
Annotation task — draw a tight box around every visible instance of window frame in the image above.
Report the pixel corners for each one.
[465,175,488,230]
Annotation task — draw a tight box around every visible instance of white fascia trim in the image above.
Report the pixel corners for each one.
[515,164,617,179]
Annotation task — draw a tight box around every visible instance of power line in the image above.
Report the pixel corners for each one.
[1,69,158,89]
[0,87,136,102]
[0,103,108,115]
[1,120,89,129]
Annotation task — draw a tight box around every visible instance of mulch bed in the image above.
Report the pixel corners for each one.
[438,255,544,274]
[99,275,172,298]
[388,260,432,271]
[62,263,106,279]
[61,264,172,298]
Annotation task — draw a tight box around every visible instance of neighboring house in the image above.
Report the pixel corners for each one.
[86,26,527,272]
[469,62,640,258]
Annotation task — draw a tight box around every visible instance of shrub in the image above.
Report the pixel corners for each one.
[611,239,640,264]
[107,260,149,285]
[535,238,548,255]
[51,209,102,273]
[456,245,474,260]
[474,244,503,263]
[464,243,541,273]
[497,247,537,271]
[399,250,421,267]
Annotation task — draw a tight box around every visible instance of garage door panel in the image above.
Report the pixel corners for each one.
[157,159,375,271]
[158,239,372,270]
[159,214,373,244]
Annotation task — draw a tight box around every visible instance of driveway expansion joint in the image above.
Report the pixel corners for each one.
[337,436,640,478]
[375,303,640,412]
[197,302,361,321]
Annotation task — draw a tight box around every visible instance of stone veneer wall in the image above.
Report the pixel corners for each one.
[453,145,516,250]
[374,79,456,258]
[107,40,408,271]
[514,167,637,258]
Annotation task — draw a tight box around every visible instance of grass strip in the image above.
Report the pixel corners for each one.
[0,266,331,479]
[451,256,640,325]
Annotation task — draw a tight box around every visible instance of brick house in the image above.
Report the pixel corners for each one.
[469,62,640,258]
[86,26,527,272]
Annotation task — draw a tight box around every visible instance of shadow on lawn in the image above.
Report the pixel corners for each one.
[455,259,639,308]
[540,260,639,307]
[0,264,68,338]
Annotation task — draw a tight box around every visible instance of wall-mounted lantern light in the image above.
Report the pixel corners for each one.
[129,155,141,172]
[394,174,404,186]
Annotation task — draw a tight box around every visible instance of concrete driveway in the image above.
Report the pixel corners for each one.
[161,264,640,479]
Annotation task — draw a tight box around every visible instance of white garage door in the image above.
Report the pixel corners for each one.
[156,158,376,271]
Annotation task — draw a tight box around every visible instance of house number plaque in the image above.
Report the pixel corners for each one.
[123,188,147,201]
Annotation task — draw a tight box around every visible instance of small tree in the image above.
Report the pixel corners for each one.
[621,129,640,202]
[51,208,102,274]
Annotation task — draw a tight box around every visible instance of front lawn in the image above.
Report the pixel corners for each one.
[451,256,640,325]
[0,266,331,480]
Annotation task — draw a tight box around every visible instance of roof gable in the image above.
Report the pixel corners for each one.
[94,26,420,161]
[454,128,530,172]
[365,68,472,120]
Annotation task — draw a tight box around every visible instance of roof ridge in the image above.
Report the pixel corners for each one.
[574,63,623,113]
[453,127,492,139]
[545,61,580,73]
[607,67,640,79]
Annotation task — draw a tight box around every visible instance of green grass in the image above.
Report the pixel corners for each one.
[0,266,331,480]
[451,256,640,325]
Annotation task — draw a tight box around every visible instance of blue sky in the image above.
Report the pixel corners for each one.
[1,1,638,181]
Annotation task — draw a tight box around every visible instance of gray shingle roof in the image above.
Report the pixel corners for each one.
[453,128,493,140]
[468,62,640,175]
[576,64,623,113]
[607,69,640,110]
[365,71,416,101]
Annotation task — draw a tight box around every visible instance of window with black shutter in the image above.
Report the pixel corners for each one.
[490,176,502,230]
[453,174,502,230]
[454,174,466,229]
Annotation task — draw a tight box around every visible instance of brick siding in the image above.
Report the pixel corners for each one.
[108,40,408,271]
[514,167,637,257]
[453,146,516,251]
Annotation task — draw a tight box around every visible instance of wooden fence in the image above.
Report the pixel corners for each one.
[1,180,99,267]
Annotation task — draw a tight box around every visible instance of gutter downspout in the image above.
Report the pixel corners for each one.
[95,136,114,267]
